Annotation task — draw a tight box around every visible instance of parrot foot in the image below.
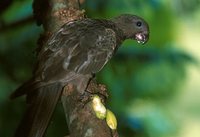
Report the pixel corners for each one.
[77,80,108,107]
[86,80,108,99]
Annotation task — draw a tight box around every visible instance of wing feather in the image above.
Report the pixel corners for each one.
[36,22,117,82]
[65,28,117,74]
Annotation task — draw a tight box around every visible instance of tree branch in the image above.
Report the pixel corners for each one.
[33,0,85,32]
[33,0,118,136]
[0,16,34,32]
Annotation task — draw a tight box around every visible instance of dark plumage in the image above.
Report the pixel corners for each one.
[11,14,149,137]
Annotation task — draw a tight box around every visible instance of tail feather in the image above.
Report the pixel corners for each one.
[10,79,44,99]
[13,83,63,137]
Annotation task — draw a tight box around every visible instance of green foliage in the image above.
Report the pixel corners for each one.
[1,0,32,23]
[100,46,189,98]
[0,0,199,137]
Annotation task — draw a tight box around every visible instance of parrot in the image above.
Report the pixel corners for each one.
[10,14,149,137]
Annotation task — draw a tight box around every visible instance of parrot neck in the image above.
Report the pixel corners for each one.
[94,19,126,43]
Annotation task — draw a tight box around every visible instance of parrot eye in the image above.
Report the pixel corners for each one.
[136,21,142,27]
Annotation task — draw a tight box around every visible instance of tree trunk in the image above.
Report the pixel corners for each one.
[33,0,118,136]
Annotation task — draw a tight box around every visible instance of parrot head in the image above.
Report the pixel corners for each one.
[112,14,149,44]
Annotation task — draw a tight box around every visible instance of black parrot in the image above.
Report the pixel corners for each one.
[11,14,149,137]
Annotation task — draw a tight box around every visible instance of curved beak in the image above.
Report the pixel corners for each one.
[135,32,149,45]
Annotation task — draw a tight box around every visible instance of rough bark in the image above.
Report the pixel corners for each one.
[33,0,118,137]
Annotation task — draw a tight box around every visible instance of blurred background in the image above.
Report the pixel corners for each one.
[0,0,200,137]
